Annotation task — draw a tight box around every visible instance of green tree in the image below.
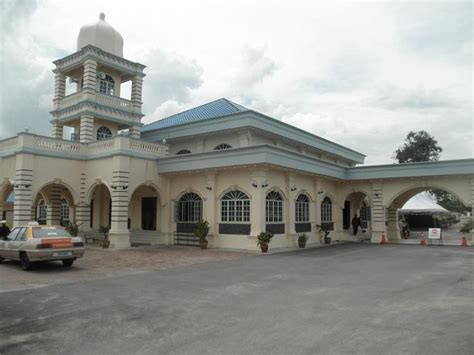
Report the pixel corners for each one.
[394,130,442,163]
[394,131,466,213]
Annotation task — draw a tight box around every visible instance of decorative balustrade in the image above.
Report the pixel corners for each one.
[130,139,168,155]
[0,137,19,151]
[34,136,82,153]
[88,139,115,153]
[0,134,168,159]
[95,93,133,110]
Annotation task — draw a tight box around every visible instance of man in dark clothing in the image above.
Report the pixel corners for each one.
[351,214,361,235]
[0,221,11,238]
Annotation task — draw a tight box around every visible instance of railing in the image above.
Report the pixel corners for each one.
[34,136,82,153]
[0,133,168,159]
[130,139,168,155]
[88,139,115,153]
[0,136,18,151]
[95,92,133,110]
[57,91,134,112]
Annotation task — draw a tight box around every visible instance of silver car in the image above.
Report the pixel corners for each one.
[0,222,85,270]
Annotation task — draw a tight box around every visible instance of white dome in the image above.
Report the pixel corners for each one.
[77,13,124,57]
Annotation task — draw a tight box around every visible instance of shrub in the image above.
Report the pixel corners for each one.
[257,231,273,247]
[193,220,210,241]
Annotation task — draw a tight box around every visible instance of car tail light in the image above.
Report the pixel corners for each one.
[36,243,53,249]
[73,242,84,247]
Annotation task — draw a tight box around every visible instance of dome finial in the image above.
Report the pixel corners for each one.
[99,12,105,21]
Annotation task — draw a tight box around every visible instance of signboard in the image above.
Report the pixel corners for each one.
[428,228,441,240]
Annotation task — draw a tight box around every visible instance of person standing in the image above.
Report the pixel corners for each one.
[351,214,361,235]
[0,220,11,238]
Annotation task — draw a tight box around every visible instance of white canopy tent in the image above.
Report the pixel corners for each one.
[399,192,450,214]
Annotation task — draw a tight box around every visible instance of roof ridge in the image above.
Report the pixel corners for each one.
[143,98,229,127]
[222,98,249,112]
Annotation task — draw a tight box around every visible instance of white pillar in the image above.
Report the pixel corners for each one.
[205,174,217,247]
[287,174,296,235]
[80,114,94,143]
[370,182,386,243]
[109,157,130,248]
[387,207,400,241]
[82,59,97,91]
[249,170,267,249]
[13,156,33,227]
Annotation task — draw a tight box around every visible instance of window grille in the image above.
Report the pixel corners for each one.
[321,197,332,222]
[221,190,250,222]
[99,74,115,95]
[60,199,70,223]
[295,194,310,222]
[176,150,192,155]
[38,199,47,223]
[360,202,371,221]
[266,191,283,223]
[176,193,202,222]
[97,126,112,140]
[214,144,232,150]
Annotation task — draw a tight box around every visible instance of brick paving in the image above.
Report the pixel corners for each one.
[0,246,244,292]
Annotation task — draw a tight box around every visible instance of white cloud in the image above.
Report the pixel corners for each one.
[0,0,471,164]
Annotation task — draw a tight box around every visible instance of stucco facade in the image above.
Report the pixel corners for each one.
[1,14,473,250]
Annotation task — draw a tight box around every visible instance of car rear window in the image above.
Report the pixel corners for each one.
[32,227,72,238]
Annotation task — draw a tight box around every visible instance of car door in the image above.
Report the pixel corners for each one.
[0,228,21,259]
[8,228,27,260]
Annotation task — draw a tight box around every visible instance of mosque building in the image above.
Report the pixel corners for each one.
[0,14,472,249]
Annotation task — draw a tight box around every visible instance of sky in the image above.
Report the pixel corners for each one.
[0,0,472,165]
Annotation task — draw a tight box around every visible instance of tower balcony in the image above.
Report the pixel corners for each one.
[51,89,143,126]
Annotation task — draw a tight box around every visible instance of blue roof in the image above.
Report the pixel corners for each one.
[142,98,249,132]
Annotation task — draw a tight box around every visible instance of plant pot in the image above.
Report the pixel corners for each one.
[324,237,331,244]
[101,239,110,249]
[199,239,208,249]
[298,240,307,248]
[260,244,269,253]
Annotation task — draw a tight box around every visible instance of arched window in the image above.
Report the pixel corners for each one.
[37,199,47,225]
[99,74,115,95]
[266,191,283,223]
[60,199,70,225]
[97,126,112,140]
[176,149,192,155]
[221,190,250,223]
[295,194,310,223]
[214,143,232,150]
[360,201,371,222]
[176,193,202,222]
[321,197,332,222]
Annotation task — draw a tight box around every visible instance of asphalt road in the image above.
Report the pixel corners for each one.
[0,244,472,355]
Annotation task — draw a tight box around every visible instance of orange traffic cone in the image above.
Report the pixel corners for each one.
[461,233,468,247]
[420,232,426,246]
[380,232,387,244]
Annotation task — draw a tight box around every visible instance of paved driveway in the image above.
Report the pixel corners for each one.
[0,244,472,354]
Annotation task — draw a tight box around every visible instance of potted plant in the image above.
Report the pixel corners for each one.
[194,220,210,249]
[99,226,110,248]
[257,231,273,253]
[316,224,331,244]
[297,233,308,248]
[65,221,81,237]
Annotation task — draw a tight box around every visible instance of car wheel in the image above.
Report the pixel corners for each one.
[20,252,32,271]
[62,259,74,267]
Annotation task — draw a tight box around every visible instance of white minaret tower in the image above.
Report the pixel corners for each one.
[50,13,145,142]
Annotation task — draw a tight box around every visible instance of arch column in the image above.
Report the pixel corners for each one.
[46,185,62,226]
[76,203,91,231]
[386,207,400,241]
[13,154,33,227]
[370,182,386,243]
[204,174,217,246]
[109,157,130,248]
[287,174,297,235]
[249,170,267,248]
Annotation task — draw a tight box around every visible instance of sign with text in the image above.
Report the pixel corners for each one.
[428,228,442,239]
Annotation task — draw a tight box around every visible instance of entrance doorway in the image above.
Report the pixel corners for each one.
[141,197,157,230]
[343,200,351,229]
